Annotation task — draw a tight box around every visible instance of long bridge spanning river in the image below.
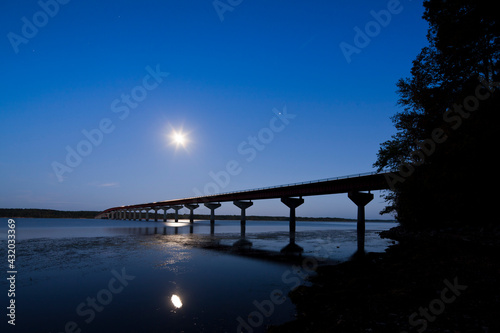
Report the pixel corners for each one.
[98,172,391,254]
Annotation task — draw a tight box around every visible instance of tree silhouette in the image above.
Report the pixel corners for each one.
[374,0,499,228]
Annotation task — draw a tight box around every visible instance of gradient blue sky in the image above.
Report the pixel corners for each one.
[0,0,428,219]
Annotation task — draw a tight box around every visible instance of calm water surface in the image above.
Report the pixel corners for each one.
[0,218,396,333]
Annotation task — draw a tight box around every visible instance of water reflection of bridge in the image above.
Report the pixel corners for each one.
[110,224,340,266]
[98,172,391,255]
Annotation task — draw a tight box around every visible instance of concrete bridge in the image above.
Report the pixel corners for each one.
[98,172,391,254]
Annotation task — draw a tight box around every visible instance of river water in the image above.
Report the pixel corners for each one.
[0,218,396,333]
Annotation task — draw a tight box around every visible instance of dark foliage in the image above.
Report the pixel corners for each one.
[0,208,101,219]
[374,0,499,228]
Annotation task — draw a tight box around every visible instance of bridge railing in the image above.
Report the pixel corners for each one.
[186,171,381,201]
[105,171,385,211]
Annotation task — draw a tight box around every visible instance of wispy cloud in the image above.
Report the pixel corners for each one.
[90,182,120,188]
[99,182,120,188]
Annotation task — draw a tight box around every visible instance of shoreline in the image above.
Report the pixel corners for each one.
[0,208,395,222]
[269,224,500,332]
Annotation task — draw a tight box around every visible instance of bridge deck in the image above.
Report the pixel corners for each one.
[104,172,390,212]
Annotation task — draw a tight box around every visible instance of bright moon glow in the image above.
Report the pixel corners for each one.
[171,294,183,308]
[169,129,188,148]
[173,132,185,145]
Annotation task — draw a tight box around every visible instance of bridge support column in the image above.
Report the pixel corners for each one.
[204,203,221,234]
[145,209,150,221]
[171,205,183,222]
[185,204,199,223]
[280,197,304,254]
[128,210,132,221]
[348,191,374,256]
[153,208,159,222]
[162,207,170,222]
[233,200,253,248]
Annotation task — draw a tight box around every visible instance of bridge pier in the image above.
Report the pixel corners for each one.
[233,200,253,248]
[280,197,305,255]
[185,204,199,223]
[145,209,150,221]
[162,207,170,222]
[348,191,374,256]
[153,207,159,222]
[170,205,183,222]
[204,202,221,234]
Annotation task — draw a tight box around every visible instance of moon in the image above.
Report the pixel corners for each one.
[173,132,186,145]
[170,129,188,148]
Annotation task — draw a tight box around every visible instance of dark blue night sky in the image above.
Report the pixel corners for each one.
[1,0,428,218]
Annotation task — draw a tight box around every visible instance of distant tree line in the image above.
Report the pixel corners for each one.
[0,209,101,219]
